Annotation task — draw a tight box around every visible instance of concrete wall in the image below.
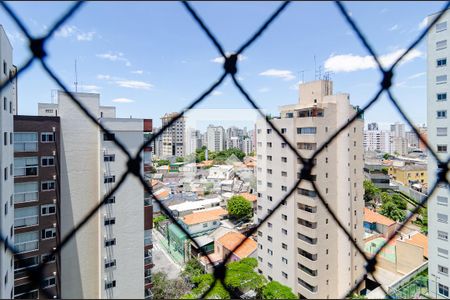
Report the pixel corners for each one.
[396,240,425,275]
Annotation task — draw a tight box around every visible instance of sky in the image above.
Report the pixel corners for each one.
[0,1,445,129]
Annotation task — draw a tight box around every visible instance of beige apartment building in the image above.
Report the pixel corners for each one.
[256,80,364,299]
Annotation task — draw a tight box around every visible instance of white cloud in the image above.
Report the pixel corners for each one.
[131,70,144,74]
[259,69,295,81]
[418,17,428,30]
[324,49,423,73]
[55,25,96,41]
[257,87,270,93]
[5,30,26,44]
[407,72,425,80]
[112,98,134,103]
[211,53,247,64]
[289,81,303,90]
[97,74,112,80]
[78,84,101,93]
[212,91,223,96]
[96,52,131,67]
[388,24,399,31]
[116,80,153,90]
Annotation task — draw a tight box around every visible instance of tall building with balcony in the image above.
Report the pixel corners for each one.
[161,112,185,158]
[256,80,364,299]
[427,10,450,299]
[0,24,17,299]
[207,125,225,152]
[37,91,152,299]
[13,116,60,299]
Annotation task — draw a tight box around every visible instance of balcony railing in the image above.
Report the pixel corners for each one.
[298,278,317,293]
[297,218,317,229]
[298,248,317,261]
[297,232,317,245]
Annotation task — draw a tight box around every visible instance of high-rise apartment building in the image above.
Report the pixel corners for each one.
[427,10,450,299]
[207,125,225,152]
[256,80,364,299]
[37,91,152,298]
[161,112,185,158]
[13,116,60,299]
[0,25,17,299]
[363,123,381,152]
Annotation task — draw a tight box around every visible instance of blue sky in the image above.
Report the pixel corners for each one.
[0,1,445,129]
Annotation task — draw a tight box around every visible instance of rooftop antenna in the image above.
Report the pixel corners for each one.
[314,55,317,80]
[298,69,306,83]
[74,59,78,92]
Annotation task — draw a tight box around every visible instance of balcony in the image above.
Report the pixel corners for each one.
[296,108,324,118]
[298,248,317,261]
[297,218,317,229]
[298,277,317,293]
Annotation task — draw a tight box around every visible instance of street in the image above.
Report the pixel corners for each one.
[152,229,182,280]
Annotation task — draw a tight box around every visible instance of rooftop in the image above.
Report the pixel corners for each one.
[391,164,427,171]
[182,207,228,225]
[217,232,257,259]
[398,231,428,258]
[168,197,221,212]
[364,208,396,227]
[239,192,257,202]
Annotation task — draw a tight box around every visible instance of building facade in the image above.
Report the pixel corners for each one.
[0,25,16,299]
[37,91,152,299]
[256,80,364,299]
[427,10,450,299]
[13,116,60,299]
[207,125,225,152]
[161,112,185,158]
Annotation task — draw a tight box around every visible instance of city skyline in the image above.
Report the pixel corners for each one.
[0,1,446,128]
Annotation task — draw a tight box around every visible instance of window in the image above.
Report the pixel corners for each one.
[41,204,56,216]
[267,129,272,134]
[437,145,447,153]
[268,262,273,268]
[202,223,208,228]
[438,213,448,224]
[14,133,38,152]
[3,60,6,75]
[281,186,287,191]
[282,243,287,249]
[41,228,56,240]
[438,247,449,258]
[437,75,448,84]
[14,206,39,228]
[267,182,272,188]
[144,230,152,246]
[14,182,39,203]
[104,175,116,183]
[267,169,272,174]
[297,142,317,150]
[267,236,272,242]
[437,40,447,50]
[4,202,7,216]
[42,276,56,289]
[105,196,116,204]
[267,195,272,201]
[9,101,11,114]
[437,21,447,32]
[437,93,447,101]
[267,142,272,148]
[267,155,272,161]
[4,167,7,181]
[297,127,317,134]
[282,229,287,235]
[438,230,448,241]
[281,171,287,177]
[41,156,55,167]
[438,265,449,275]
[281,157,287,163]
[41,132,54,143]
[257,129,261,134]
[15,231,39,253]
[282,272,288,279]
[105,280,116,289]
[104,218,116,226]
[258,231,262,237]
[437,127,448,136]
[437,58,447,67]
[14,256,39,272]
[439,284,449,297]
[105,259,117,269]
[105,238,116,247]
[437,196,448,206]
[437,110,447,118]
[267,249,273,256]
[104,154,115,162]
[297,188,317,197]
[41,253,56,264]
[282,214,287,221]
[14,157,38,177]
[3,97,6,111]
[3,132,6,146]
[282,257,288,264]
[268,222,272,228]
[41,181,55,191]
[281,128,286,134]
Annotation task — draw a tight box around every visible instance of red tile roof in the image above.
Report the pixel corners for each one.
[364,208,396,227]
[218,232,257,259]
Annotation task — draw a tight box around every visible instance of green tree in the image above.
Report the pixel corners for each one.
[380,201,405,222]
[363,180,380,204]
[182,274,230,299]
[181,258,204,280]
[262,281,297,299]
[227,195,253,221]
[154,215,168,227]
[391,194,407,210]
[383,153,390,160]
[224,258,267,296]
[248,151,256,157]
[176,157,184,163]
[156,159,170,166]
[381,167,389,175]
[152,271,192,299]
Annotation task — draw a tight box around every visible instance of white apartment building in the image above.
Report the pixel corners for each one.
[207,125,225,152]
[0,25,16,299]
[152,126,163,159]
[38,91,146,299]
[363,128,381,152]
[242,137,253,155]
[427,10,450,299]
[161,112,185,158]
[185,127,202,156]
[256,80,364,299]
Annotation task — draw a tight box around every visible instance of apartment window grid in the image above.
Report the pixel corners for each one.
[1,2,449,299]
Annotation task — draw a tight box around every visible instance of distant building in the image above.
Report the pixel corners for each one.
[388,163,427,186]
[207,125,225,152]
[161,112,185,158]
